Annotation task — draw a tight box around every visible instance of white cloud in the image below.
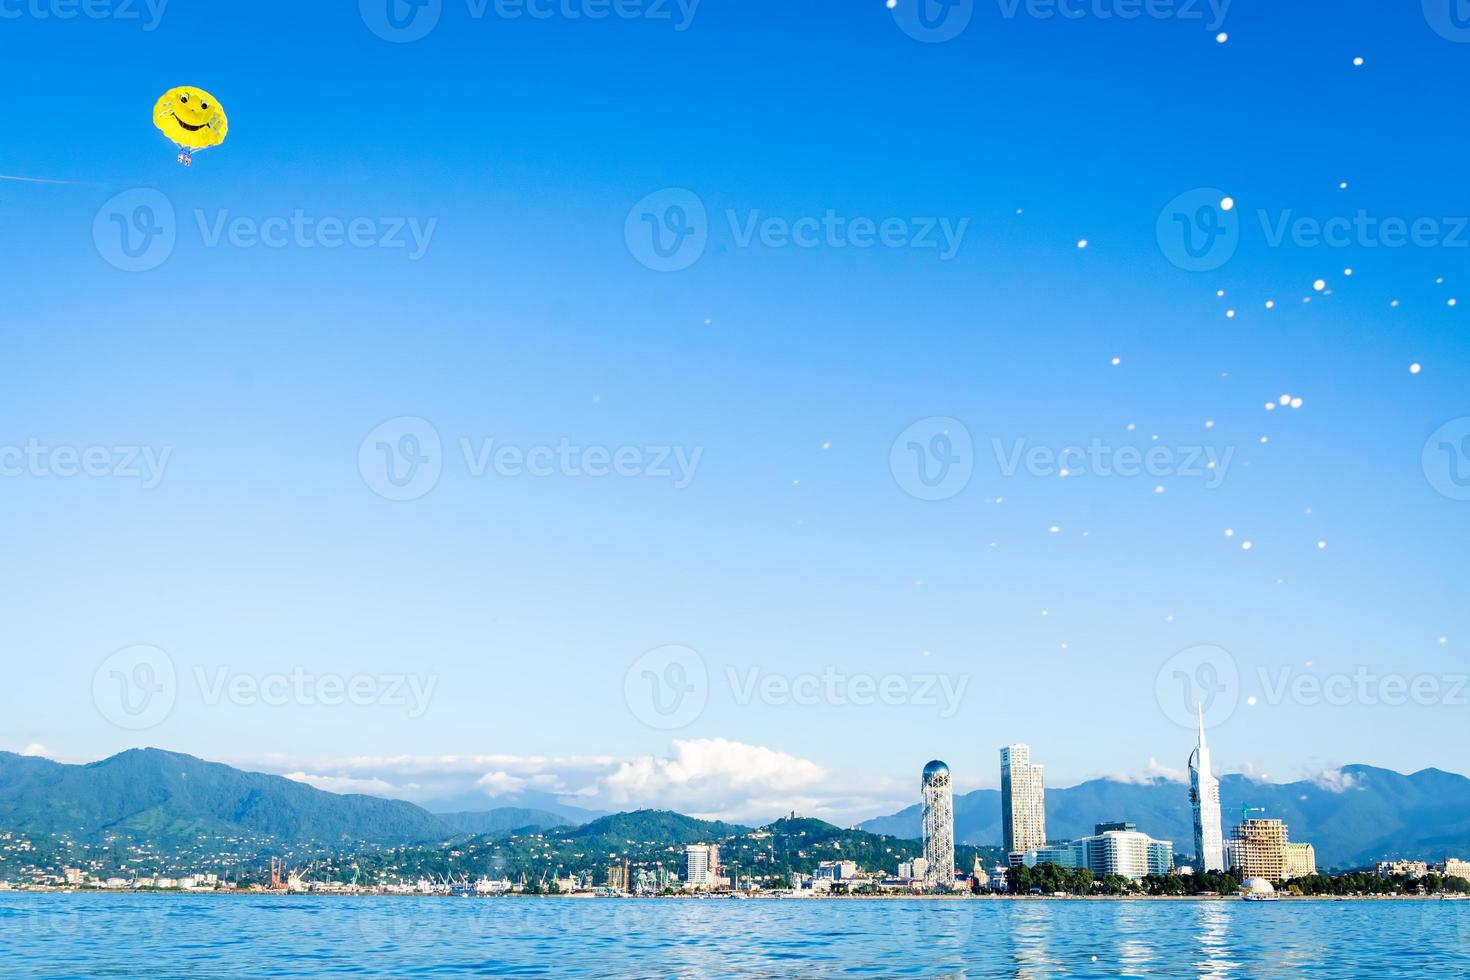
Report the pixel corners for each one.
[19,743,50,758]
[1106,757,1188,784]
[283,772,401,796]
[233,739,907,827]
[598,738,829,823]
[1303,766,1359,793]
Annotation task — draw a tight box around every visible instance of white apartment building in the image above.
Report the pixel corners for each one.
[1001,743,1046,856]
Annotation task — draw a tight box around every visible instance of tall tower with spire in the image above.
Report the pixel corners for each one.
[1188,704,1225,872]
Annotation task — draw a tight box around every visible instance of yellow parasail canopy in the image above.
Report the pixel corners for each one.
[153,87,228,152]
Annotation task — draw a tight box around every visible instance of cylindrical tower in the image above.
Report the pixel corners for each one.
[920,760,956,891]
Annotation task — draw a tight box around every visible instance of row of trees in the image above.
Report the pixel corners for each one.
[1286,872,1470,896]
[1006,864,1243,896]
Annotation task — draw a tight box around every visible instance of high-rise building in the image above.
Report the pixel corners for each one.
[1226,818,1289,880]
[1000,744,1046,856]
[920,760,956,891]
[685,844,714,888]
[1188,706,1225,872]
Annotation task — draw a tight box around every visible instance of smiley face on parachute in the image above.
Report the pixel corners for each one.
[153,87,227,151]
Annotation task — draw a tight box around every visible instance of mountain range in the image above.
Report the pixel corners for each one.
[3,750,1467,873]
[858,765,1470,869]
[0,749,571,854]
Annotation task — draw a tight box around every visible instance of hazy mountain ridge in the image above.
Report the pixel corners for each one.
[0,749,575,852]
[4,751,1466,872]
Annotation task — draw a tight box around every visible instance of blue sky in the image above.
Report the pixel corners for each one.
[2,1,1468,824]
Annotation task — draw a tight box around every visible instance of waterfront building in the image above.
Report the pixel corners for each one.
[1286,843,1316,878]
[813,860,858,881]
[1000,744,1046,857]
[1188,706,1225,872]
[921,760,956,890]
[1012,844,1081,870]
[1442,858,1470,881]
[1226,818,1315,880]
[1083,823,1175,879]
[1375,859,1427,879]
[1012,823,1173,880]
[1282,843,1316,879]
[685,844,712,888]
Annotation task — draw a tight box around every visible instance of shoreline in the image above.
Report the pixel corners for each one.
[2,889,1462,903]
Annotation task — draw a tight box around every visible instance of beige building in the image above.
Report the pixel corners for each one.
[1441,858,1470,881]
[1286,843,1317,878]
[1226,818,1312,880]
